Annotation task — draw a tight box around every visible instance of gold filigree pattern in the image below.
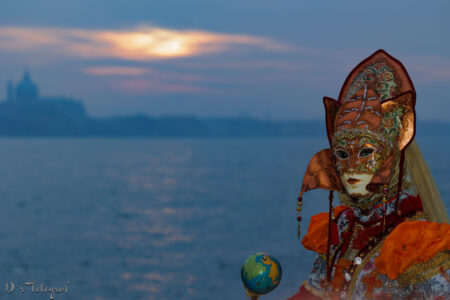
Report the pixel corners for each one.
[332,127,394,151]
[396,251,450,288]
[380,92,415,151]
[407,212,426,221]
[343,56,402,102]
[348,240,385,298]
[303,281,326,298]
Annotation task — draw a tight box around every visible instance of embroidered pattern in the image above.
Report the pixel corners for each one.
[348,240,385,297]
[397,251,450,288]
[362,270,383,298]
[344,58,400,102]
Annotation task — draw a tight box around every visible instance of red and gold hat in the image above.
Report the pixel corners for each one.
[296,50,418,238]
[301,49,416,196]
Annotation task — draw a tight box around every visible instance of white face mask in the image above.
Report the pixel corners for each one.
[340,172,374,197]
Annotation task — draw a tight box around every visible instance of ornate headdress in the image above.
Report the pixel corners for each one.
[296,50,448,239]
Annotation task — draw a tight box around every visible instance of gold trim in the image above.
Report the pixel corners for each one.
[407,212,425,221]
[397,251,450,288]
[303,281,326,298]
[348,240,385,299]
[332,128,393,151]
[338,213,425,299]
[381,92,415,151]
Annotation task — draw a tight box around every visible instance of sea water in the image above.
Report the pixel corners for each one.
[0,138,448,300]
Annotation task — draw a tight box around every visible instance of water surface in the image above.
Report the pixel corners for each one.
[0,138,448,300]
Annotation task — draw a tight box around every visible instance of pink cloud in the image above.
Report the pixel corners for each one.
[85,66,148,76]
[113,79,209,94]
[175,60,318,71]
[83,65,211,94]
[0,25,291,61]
[403,55,450,83]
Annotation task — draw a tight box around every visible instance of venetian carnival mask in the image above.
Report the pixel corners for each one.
[300,50,416,202]
[333,134,387,198]
[329,86,395,198]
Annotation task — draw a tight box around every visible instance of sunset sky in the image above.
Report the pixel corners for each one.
[0,1,449,120]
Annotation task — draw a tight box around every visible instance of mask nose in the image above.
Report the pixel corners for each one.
[346,168,360,174]
[347,159,361,172]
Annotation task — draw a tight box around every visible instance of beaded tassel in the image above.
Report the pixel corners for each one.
[382,184,388,233]
[297,194,303,240]
[395,150,406,216]
[326,191,334,283]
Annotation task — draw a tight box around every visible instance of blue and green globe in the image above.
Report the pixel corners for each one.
[241,252,282,296]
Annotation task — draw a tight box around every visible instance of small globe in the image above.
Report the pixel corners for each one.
[241,252,282,296]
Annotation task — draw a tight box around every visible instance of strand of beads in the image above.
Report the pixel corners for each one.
[382,184,388,233]
[297,195,303,239]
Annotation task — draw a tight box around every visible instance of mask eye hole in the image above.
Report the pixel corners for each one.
[335,149,349,160]
[359,148,375,158]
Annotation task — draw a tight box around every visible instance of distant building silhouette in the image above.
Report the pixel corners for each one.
[7,80,14,102]
[0,72,88,135]
[15,72,39,102]
[3,72,86,117]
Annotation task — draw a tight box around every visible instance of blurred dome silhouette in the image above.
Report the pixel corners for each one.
[16,72,39,102]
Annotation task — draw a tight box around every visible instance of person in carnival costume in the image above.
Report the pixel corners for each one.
[289,50,450,300]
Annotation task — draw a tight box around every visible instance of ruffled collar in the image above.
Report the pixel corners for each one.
[353,193,405,223]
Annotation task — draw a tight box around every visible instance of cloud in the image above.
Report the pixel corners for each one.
[0,26,290,61]
[403,55,450,83]
[83,65,211,94]
[84,65,204,81]
[174,60,318,71]
[85,66,149,76]
[113,79,209,94]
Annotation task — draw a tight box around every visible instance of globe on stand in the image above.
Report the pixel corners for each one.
[241,252,282,299]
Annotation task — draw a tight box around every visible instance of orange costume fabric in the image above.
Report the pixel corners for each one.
[302,205,349,254]
[375,220,450,280]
